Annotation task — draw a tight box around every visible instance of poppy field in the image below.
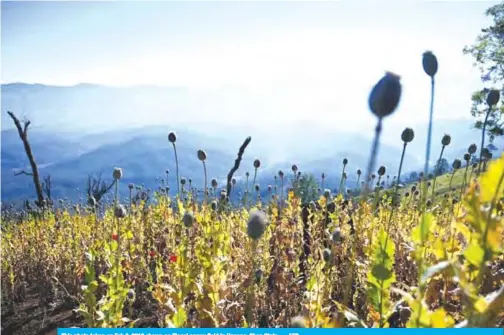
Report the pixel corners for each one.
[1,51,503,332]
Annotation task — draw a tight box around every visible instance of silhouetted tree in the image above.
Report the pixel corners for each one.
[7,111,47,208]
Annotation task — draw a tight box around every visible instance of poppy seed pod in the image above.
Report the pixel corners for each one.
[255,184,260,192]
[482,148,491,159]
[472,163,478,170]
[211,201,217,211]
[278,170,284,178]
[232,178,236,185]
[323,248,332,262]
[332,228,342,244]
[357,169,361,176]
[378,166,386,176]
[452,159,461,170]
[211,178,218,188]
[127,289,136,302]
[247,210,268,240]
[87,196,97,207]
[496,202,503,212]
[404,192,410,197]
[255,269,263,284]
[113,167,123,180]
[197,150,207,161]
[168,132,177,143]
[321,173,326,179]
[246,172,250,177]
[183,211,194,228]
[268,185,272,192]
[468,144,477,154]
[422,51,438,77]
[343,158,348,165]
[114,204,127,219]
[128,183,134,190]
[323,189,331,198]
[369,72,402,119]
[181,178,186,185]
[220,189,227,198]
[401,128,415,143]
[441,134,451,146]
[290,316,307,328]
[411,185,417,192]
[464,153,471,162]
[486,89,500,106]
[252,159,261,169]
[165,169,170,175]
[292,164,298,173]
[426,199,432,207]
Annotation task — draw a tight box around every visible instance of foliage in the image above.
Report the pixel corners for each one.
[463,2,504,141]
[2,155,503,328]
[292,173,319,204]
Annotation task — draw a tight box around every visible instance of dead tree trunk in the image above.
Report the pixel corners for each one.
[7,111,45,208]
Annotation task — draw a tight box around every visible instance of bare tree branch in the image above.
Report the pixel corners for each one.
[14,170,34,176]
[23,121,31,135]
[87,173,116,203]
[226,137,252,198]
[7,111,45,207]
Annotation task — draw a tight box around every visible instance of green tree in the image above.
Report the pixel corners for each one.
[463,2,504,142]
[434,158,451,176]
[292,173,319,204]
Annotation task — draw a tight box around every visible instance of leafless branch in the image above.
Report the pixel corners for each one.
[226,137,252,198]
[7,111,45,207]
[14,170,34,176]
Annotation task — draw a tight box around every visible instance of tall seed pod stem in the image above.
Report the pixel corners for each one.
[339,159,347,196]
[244,172,250,207]
[168,132,180,198]
[383,128,413,248]
[448,159,461,192]
[431,134,450,199]
[197,150,208,205]
[479,89,500,174]
[421,51,438,210]
[364,118,383,196]
[364,71,401,199]
[112,168,122,241]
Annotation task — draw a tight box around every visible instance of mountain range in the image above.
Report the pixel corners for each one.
[2,83,503,205]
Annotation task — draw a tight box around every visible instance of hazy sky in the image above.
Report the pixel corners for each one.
[1,1,499,132]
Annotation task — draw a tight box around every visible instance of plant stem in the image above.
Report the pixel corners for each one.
[363,118,383,200]
[478,108,491,175]
[172,143,180,198]
[448,170,456,191]
[422,77,436,211]
[431,145,445,199]
[203,161,208,205]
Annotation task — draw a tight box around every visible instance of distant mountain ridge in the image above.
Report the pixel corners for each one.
[2,83,503,204]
